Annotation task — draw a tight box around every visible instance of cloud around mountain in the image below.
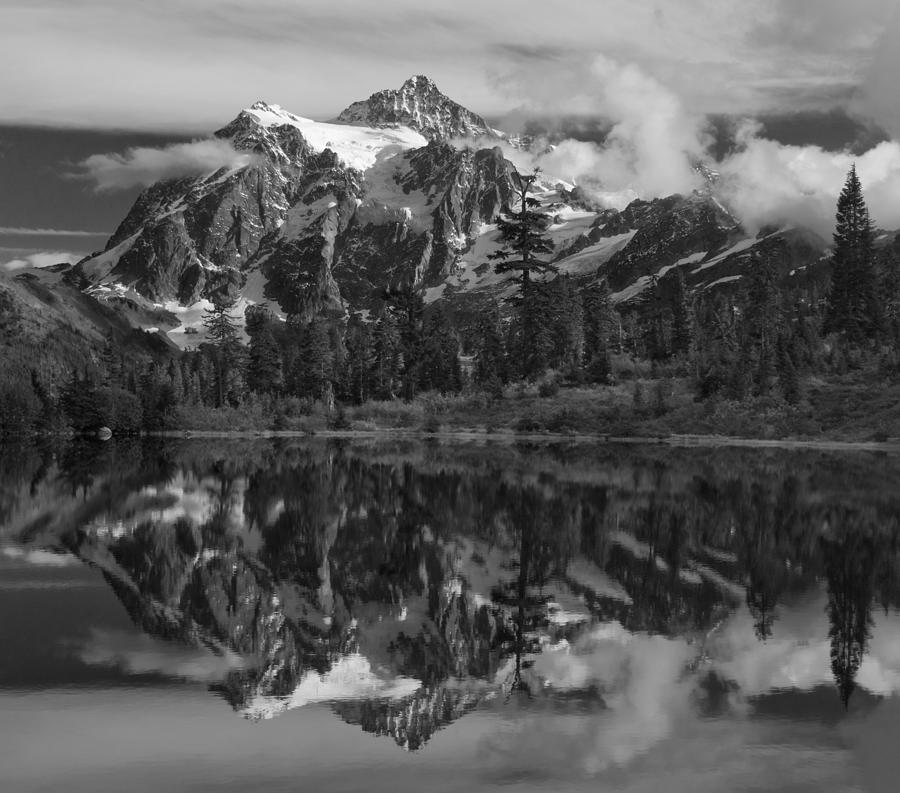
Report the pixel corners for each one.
[76,138,257,191]
[486,52,900,239]
[1,250,81,272]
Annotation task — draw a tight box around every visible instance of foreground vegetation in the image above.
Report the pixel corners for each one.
[154,353,899,443]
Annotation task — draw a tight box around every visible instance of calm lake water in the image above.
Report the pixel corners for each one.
[2,438,900,792]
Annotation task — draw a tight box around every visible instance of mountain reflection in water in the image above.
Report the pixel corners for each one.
[2,438,900,783]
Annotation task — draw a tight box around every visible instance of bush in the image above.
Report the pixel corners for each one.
[538,379,560,398]
[422,413,441,433]
[652,379,672,416]
[328,405,352,430]
[99,387,143,434]
[545,408,579,433]
[514,414,544,432]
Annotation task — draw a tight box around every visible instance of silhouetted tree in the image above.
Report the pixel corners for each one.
[825,165,879,341]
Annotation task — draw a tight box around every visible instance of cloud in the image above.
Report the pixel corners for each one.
[0,226,108,237]
[486,623,697,774]
[535,56,706,202]
[855,3,900,138]
[717,125,900,237]
[76,629,246,682]
[1,545,79,566]
[2,251,81,271]
[77,138,256,192]
[480,53,900,237]
[0,0,894,130]
[709,592,900,699]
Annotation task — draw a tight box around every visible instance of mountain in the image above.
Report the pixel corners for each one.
[64,75,841,349]
[0,263,176,381]
[332,75,497,141]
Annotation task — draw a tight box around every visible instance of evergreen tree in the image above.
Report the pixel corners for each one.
[202,297,243,407]
[167,358,184,404]
[290,318,334,400]
[343,313,375,404]
[876,238,900,342]
[371,307,403,400]
[547,275,584,373]
[473,302,508,390]
[582,279,617,383]
[742,253,781,395]
[246,305,284,395]
[100,331,122,387]
[519,283,555,378]
[384,285,425,400]
[823,529,875,709]
[776,333,801,405]
[30,370,65,433]
[488,168,557,377]
[60,368,104,431]
[671,269,694,356]
[825,165,879,341]
[645,277,673,361]
[418,307,462,393]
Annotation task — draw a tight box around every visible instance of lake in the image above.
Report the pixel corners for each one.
[1,437,899,792]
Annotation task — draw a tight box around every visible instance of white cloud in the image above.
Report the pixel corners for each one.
[718,128,900,237]
[709,592,900,699]
[0,226,107,237]
[481,54,900,236]
[1,545,79,566]
[2,251,81,271]
[77,138,257,192]
[77,629,246,682]
[491,623,697,774]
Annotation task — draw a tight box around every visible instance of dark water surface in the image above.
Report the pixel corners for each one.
[2,438,900,792]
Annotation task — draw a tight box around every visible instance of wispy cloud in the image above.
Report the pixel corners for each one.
[76,629,245,683]
[0,226,107,237]
[76,138,256,191]
[2,251,80,271]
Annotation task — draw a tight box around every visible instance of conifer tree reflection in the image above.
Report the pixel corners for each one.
[740,481,794,641]
[821,515,876,709]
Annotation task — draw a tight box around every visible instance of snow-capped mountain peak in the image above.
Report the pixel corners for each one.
[332,74,496,141]
[217,101,428,172]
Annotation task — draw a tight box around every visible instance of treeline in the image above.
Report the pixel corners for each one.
[1,165,899,437]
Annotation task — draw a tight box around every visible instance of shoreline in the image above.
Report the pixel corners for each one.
[146,428,900,453]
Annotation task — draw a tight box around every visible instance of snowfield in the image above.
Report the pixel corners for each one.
[245,102,428,172]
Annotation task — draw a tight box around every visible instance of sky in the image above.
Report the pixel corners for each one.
[1,0,899,265]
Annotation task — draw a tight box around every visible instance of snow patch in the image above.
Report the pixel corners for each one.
[244,103,428,172]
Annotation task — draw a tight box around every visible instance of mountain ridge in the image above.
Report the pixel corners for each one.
[49,74,855,351]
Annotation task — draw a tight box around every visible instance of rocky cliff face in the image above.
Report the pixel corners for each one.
[75,82,516,327]
[332,75,496,141]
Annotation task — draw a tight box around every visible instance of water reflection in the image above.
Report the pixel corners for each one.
[3,438,900,766]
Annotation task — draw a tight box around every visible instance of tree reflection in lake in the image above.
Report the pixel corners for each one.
[4,438,900,761]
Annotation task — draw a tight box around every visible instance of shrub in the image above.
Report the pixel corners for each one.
[328,405,352,430]
[538,379,560,398]
[422,413,441,434]
[514,414,544,432]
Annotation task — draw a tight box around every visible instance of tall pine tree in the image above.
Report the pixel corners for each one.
[246,304,283,395]
[488,168,557,378]
[202,297,243,407]
[418,307,462,394]
[825,165,879,341]
[473,302,508,391]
